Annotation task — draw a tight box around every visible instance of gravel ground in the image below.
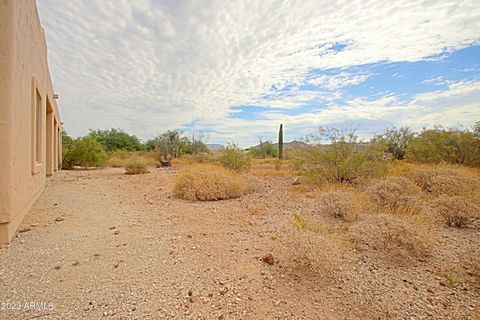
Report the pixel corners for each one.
[0,166,478,319]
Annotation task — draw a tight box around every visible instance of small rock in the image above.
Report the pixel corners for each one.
[72,260,80,266]
[54,265,61,270]
[113,230,120,235]
[109,226,116,230]
[292,177,302,185]
[113,261,120,268]
[262,253,275,265]
[93,253,101,257]
[55,217,64,222]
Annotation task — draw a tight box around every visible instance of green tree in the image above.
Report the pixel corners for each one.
[152,130,188,158]
[377,126,414,160]
[144,138,157,151]
[406,126,480,166]
[62,136,108,169]
[87,128,143,153]
[61,131,76,169]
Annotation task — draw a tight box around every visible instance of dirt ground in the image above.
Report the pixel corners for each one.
[0,165,479,319]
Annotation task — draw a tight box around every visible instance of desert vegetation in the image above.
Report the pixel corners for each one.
[123,156,152,175]
[51,122,480,318]
[173,163,247,201]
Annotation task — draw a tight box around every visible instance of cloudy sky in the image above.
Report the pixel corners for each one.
[37,0,480,147]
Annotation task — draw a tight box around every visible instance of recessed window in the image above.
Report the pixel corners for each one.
[34,91,41,163]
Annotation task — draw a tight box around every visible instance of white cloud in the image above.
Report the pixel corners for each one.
[308,72,371,90]
[36,0,480,143]
[195,80,480,147]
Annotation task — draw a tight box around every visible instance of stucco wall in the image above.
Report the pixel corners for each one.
[0,0,62,243]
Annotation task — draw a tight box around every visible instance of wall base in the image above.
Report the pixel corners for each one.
[0,184,45,245]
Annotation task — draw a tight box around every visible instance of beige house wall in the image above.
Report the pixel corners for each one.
[0,0,62,244]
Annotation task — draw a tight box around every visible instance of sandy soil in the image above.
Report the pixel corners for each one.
[0,166,479,319]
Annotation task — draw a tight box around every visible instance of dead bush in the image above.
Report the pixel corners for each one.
[411,167,478,197]
[173,164,247,201]
[277,213,351,276]
[432,195,480,228]
[109,157,123,168]
[110,150,130,160]
[349,214,430,259]
[123,157,150,175]
[366,176,423,215]
[317,190,357,221]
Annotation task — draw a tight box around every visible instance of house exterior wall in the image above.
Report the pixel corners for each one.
[0,0,62,244]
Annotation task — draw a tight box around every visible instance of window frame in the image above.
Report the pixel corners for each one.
[31,77,43,175]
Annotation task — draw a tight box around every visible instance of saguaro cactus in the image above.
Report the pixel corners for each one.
[278,123,284,160]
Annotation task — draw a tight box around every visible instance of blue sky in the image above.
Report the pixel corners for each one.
[37,0,480,147]
[228,45,480,119]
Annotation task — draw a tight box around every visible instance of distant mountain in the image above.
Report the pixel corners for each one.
[207,144,225,151]
[283,140,310,150]
[246,140,310,150]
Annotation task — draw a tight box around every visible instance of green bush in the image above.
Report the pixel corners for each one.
[217,144,251,172]
[406,127,480,166]
[62,136,108,169]
[247,140,278,158]
[377,126,414,160]
[295,128,386,184]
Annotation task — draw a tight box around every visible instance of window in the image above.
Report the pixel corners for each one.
[31,77,43,174]
[35,91,41,163]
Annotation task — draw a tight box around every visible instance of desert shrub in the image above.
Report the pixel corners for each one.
[108,157,123,168]
[406,127,480,166]
[295,128,387,184]
[173,164,247,201]
[189,152,215,164]
[247,140,278,158]
[377,126,414,160]
[411,167,478,197]
[62,136,108,169]
[277,213,350,276]
[217,144,251,172]
[151,130,188,158]
[349,214,430,259]
[432,195,480,228]
[110,150,131,160]
[123,156,150,175]
[366,176,423,215]
[317,190,357,221]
